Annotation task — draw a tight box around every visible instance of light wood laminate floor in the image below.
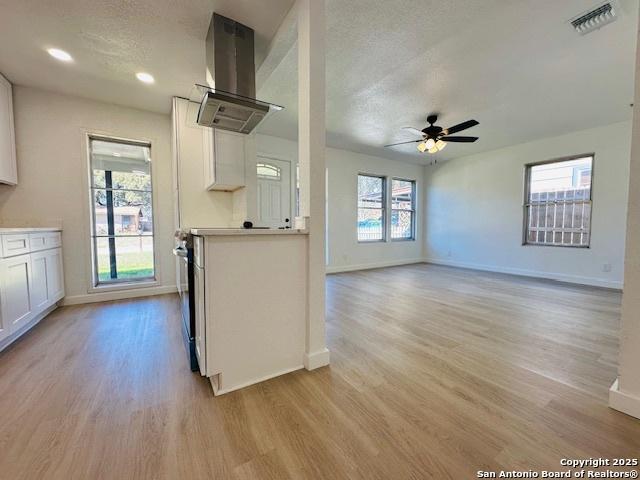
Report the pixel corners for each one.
[1,264,638,479]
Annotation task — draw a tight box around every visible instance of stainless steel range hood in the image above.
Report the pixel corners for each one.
[196,13,282,134]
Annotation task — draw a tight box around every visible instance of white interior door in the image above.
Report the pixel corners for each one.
[256,157,292,228]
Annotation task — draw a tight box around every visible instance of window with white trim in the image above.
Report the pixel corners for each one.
[89,137,155,285]
[357,174,385,242]
[391,178,416,240]
[524,155,593,247]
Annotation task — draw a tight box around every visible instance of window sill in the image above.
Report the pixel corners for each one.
[88,279,159,294]
[358,239,386,244]
[522,243,590,249]
[391,238,415,242]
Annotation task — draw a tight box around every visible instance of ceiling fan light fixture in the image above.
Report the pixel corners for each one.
[386,114,479,154]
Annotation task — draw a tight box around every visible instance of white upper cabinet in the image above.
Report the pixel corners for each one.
[0,73,17,185]
[172,97,247,194]
[203,129,246,192]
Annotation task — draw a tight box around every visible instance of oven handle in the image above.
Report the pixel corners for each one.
[173,247,188,258]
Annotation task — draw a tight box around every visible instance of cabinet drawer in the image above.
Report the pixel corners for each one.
[1,234,29,258]
[29,232,62,253]
[29,233,47,251]
[43,231,62,249]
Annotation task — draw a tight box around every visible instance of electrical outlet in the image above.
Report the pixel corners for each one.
[602,263,612,273]
[447,250,452,257]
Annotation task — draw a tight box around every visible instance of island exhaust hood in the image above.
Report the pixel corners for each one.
[196,13,282,134]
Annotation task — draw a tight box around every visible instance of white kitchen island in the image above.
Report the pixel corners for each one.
[190,228,309,395]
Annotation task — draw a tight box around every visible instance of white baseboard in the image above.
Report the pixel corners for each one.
[213,364,305,395]
[326,258,425,274]
[62,285,178,306]
[609,379,640,420]
[304,348,331,370]
[424,257,623,290]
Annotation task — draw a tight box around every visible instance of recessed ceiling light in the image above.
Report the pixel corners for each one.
[112,152,121,157]
[136,72,155,84]
[47,48,73,62]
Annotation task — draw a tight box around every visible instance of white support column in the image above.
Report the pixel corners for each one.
[610,8,640,420]
[296,0,330,370]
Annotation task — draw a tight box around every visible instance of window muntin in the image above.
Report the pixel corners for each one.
[391,178,416,240]
[524,155,593,247]
[357,174,385,242]
[89,137,155,284]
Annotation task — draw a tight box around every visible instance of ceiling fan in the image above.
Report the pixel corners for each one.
[384,114,479,154]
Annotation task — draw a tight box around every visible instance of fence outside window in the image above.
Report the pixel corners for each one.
[523,155,593,248]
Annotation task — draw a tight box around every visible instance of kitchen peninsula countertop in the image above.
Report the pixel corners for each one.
[190,228,308,236]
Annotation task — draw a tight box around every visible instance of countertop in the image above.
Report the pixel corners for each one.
[190,227,308,236]
[0,227,62,233]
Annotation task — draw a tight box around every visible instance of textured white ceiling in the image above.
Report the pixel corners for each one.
[0,0,637,164]
[257,0,639,163]
[0,0,295,113]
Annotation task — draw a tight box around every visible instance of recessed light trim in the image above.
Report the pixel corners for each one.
[47,48,73,62]
[136,72,155,84]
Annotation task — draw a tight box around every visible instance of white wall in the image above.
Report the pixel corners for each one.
[0,86,176,303]
[256,134,425,272]
[610,23,640,418]
[424,121,632,289]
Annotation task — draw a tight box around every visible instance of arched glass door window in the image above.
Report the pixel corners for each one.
[257,162,281,179]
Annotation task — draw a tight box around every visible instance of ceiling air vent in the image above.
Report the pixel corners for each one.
[570,2,617,35]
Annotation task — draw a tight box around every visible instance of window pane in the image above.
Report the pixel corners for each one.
[358,175,383,209]
[93,190,153,235]
[358,208,383,241]
[96,236,155,282]
[91,140,151,190]
[525,156,593,247]
[257,163,281,179]
[93,169,106,188]
[528,157,592,201]
[391,179,414,210]
[391,210,413,239]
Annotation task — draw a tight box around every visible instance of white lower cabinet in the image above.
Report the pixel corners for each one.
[0,253,32,336]
[0,230,64,349]
[30,250,49,311]
[46,248,64,301]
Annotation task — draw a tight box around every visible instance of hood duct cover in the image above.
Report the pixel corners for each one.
[196,14,282,133]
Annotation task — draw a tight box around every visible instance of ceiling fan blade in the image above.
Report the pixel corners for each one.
[402,127,425,137]
[440,136,478,143]
[443,119,479,135]
[384,139,423,147]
